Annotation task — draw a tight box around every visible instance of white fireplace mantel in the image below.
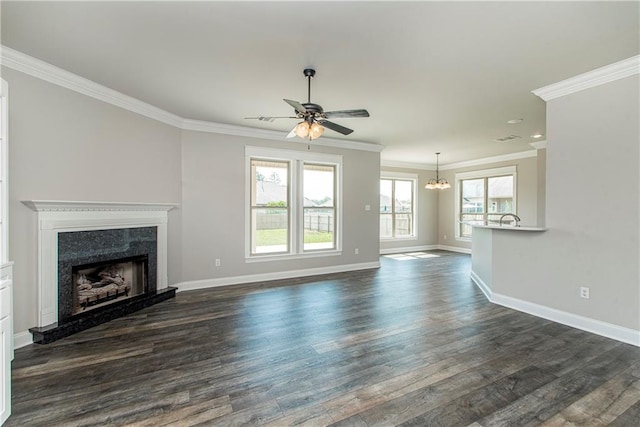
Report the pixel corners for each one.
[23,200,178,327]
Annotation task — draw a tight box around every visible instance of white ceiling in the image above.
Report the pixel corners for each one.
[1,1,638,165]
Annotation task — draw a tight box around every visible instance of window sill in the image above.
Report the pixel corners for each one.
[246,250,343,263]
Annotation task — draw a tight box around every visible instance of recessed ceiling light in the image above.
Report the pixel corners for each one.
[531,133,544,139]
[507,118,523,124]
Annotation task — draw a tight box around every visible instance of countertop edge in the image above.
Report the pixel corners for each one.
[469,224,548,231]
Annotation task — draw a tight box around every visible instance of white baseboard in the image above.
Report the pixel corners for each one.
[14,330,33,349]
[437,244,472,254]
[470,269,640,347]
[470,270,492,300]
[380,245,438,255]
[175,261,381,292]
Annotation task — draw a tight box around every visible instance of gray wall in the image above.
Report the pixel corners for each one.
[437,155,540,251]
[180,130,380,282]
[491,75,639,330]
[379,167,439,253]
[3,67,183,333]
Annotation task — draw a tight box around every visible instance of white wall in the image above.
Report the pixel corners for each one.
[486,74,639,332]
[180,130,381,284]
[2,67,183,333]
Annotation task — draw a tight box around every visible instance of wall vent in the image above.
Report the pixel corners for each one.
[495,134,522,142]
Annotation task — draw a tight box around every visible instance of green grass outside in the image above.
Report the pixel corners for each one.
[256,229,333,246]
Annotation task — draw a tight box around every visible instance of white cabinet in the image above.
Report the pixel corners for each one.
[0,262,12,425]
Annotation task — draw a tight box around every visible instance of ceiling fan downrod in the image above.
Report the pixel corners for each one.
[303,68,315,104]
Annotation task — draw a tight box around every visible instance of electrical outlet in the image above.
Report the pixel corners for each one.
[354,248,359,255]
[580,286,590,299]
[215,259,221,267]
[443,234,447,240]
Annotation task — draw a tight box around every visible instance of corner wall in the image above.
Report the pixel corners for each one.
[379,166,439,253]
[437,154,540,251]
[484,74,639,336]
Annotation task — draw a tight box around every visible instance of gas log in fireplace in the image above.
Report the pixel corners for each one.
[72,255,148,314]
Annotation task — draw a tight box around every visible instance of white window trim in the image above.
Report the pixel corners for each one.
[455,166,517,241]
[0,79,8,263]
[380,171,418,241]
[245,146,343,261]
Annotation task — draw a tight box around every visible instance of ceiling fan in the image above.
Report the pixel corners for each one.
[246,68,369,140]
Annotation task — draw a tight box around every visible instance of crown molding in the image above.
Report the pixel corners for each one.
[1,46,184,128]
[532,55,640,101]
[529,140,547,150]
[1,45,383,153]
[381,160,435,171]
[182,119,383,152]
[383,150,537,171]
[440,150,537,170]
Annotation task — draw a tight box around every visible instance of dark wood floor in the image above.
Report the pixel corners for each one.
[8,251,640,426]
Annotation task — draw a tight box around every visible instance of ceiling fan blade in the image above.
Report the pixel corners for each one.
[245,116,296,122]
[283,99,307,113]
[323,109,370,118]
[286,126,298,138]
[318,120,354,135]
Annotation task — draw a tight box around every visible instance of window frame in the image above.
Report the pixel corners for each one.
[245,146,342,262]
[380,172,418,241]
[455,166,517,241]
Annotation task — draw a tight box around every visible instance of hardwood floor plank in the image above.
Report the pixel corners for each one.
[397,366,558,426]
[6,251,640,426]
[607,400,640,427]
[540,370,640,426]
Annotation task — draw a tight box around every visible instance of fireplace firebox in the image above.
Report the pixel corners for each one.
[72,255,148,314]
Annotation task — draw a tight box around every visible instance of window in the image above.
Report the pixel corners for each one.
[380,173,416,239]
[0,79,7,263]
[456,166,516,239]
[303,164,336,251]
[250,159,290,254]
[246,147,342,260]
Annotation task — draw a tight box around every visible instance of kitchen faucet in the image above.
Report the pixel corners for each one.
[499,213,521,227]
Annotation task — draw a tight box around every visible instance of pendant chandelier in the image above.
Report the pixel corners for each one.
[425,152,450,190]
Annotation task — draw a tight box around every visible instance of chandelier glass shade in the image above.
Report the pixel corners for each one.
[425,152,450,190]
[425,178,451,190]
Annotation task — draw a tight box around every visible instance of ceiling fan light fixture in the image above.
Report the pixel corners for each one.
[309,122,324,140]
[294,121,310,138]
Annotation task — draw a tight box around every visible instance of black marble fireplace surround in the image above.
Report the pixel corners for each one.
[30,226,176,344]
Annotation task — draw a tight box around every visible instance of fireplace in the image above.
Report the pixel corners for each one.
[23,200,178,344]
[56,226,159,326]
[73,255,147,314]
